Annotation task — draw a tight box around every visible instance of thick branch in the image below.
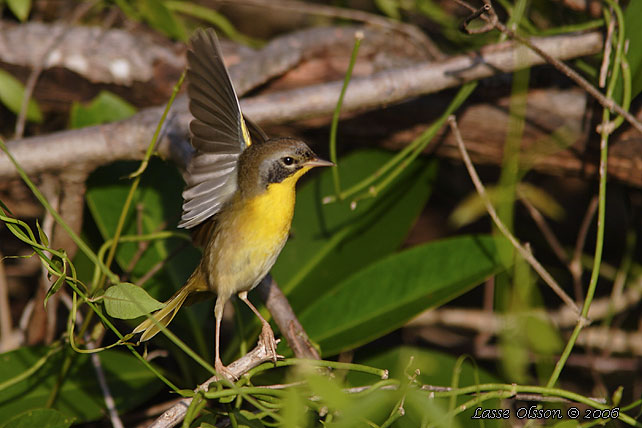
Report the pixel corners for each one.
[0,31,603,180]
[256,276,320,360]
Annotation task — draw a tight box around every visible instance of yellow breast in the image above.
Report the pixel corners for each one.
[204,167,310,297]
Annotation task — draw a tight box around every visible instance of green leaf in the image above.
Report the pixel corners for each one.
[6,0,31,22]
[0,69,42,123]
[374,0,401,19]
[44,274,65,309]
[273,150,437,313]
[1,408,74,428]
[164,1,262,47]
[112,0,140,20]
[0,346,163,422]
[298,235,505,356]
[35,220,49,247]
[69,91,136,129]
[623,0,642,100]
[104,282,166,319]
[136,0,187,40]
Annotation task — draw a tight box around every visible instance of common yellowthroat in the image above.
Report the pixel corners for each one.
[133,28,333,377]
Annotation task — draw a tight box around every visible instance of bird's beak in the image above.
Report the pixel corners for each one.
[304,158,335,168]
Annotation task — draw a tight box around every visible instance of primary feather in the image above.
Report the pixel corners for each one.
[179,28,262,229]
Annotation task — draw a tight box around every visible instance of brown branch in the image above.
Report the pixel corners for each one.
[147,276,315,428]
[0,21,184,85]
[240,31,603,124]
[256,276,320,360]
[148,342,276,428]
[0,30,604,180]
[218,0,443,60]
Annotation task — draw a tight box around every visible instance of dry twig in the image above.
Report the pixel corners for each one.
[448,116,579,314]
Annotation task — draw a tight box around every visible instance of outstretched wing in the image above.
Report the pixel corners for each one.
[179,28,265,229]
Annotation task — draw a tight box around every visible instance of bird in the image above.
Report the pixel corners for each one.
[132,28,333,378]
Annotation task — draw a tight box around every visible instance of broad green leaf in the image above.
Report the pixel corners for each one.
[273,150,437,313]
[623,0,642,100]
[69,91,136,129]
[0,346,162,422]
[299,235,504,356]
[104,282,166,319]
[347,346,502,428]
[1,408,74,428]
[136,0,187,40]
[6,0,31,21]
[0,69,42,123]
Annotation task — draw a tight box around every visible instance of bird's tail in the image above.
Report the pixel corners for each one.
[132,271,206,342]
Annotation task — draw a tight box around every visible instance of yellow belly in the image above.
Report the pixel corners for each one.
[202,172,304,299]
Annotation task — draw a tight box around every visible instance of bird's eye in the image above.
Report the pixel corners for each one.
[282,156,294,166]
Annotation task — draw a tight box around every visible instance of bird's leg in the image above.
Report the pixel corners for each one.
[238,291,279,363]
[214,295,237,380]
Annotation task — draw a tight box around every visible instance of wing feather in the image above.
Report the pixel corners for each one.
[179,28,266,229]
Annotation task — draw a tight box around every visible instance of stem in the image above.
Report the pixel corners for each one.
[546,0,624,388]
[329,31,363,199]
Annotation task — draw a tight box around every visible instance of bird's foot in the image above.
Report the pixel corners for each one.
[215,359,238,381]
[258,324,281,363]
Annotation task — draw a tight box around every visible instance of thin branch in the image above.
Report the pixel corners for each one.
[448,116,579,314]
[520,195,569,265]
[89,341,124,428]
[0,251,17,352]
[457,1,642,135]
[570,196,598,302]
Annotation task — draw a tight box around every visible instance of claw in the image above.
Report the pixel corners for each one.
[215,359,238,381]
[258,324,280,363]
